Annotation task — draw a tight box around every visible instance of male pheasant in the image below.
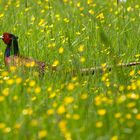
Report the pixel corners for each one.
[0,32,46,74]
[1,33,140,76]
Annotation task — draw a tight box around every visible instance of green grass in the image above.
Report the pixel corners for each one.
[0,0,140,140]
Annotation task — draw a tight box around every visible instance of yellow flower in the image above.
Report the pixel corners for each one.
[101,63,107,68]
[25,7,30,12]
[38,19,46,27]
[77,2,80,7]
[30,61,36,67]
[9,66,16,72]
[73,114,80,120]
[131,83,136,90]
[87,0,93,4]
[13,95,18,101]
[136,113,140,120]
[129,70,135,76]
[80,13,84,17]
[3,127,11,133]
[96,25,99,29]
[25,61,35,67]
[76,32,81,35]
[22,108,33,115]
[38,130,47,139]
[41,9,45,13]
[126,102,136,108]
[57,105,66,114]
[78,45,84,52]
[63,0,68,3]
[119,85,124,91]
[49,92,56,98]
[111,136,118,140]
[125,114,132,119]
[72,76,77,81]
[67,83,75,91]
[52,60,59,67]
[14,123,21,129]
[6,79,14,85]
[0,13,4,18]
[55,14,60,21]
[105,81,110,87]
[79,7,84,12]
[114,113,121,119]
[95,121,103,128]
[35,86,41,94]
[31,16,35,21]
[2,88,9,96]
[59,120,67,131]
[29,80,36,87]
[63,18,69,23]
[127,7,132,12]
[0,123,6,129]
[89,9,94,15]
[108,24,111,27]
[135,5,139,9]
[47,109,54,115]
[58,119,71,140]
[80,93,88,99]
[0,96,5,102]
[127,93,139,100]
[31,96,37,101]
[97,109,106,116]
[47,87,52,92]
[115,11,119,15]
[48,41,55,46]
[95,96,102,106]
[117,95,126,104]
[59,47,64,54]
[65,132,71,140]
[96,13,104,20]
[64,96,74,105]
[16,77,22,84]
[66,113,71,119]
[80,57,86,63]
[0,51,3,56]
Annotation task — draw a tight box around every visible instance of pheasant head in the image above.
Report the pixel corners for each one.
[0,32,19,56]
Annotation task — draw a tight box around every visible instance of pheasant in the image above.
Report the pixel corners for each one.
[0,32,46,75]
[1,33,140,76]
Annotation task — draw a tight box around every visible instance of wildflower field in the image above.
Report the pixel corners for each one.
[0,0,140,140]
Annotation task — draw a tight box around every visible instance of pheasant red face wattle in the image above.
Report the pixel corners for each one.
[0,33,13,45]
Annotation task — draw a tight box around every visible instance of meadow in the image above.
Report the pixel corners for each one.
[0,0,140,139]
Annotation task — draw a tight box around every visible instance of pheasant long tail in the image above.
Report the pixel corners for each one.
[68,61,140,76]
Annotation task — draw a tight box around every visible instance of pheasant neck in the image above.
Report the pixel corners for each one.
[4,40,19,57]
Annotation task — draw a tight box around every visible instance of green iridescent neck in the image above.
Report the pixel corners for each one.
[5,38,19,57]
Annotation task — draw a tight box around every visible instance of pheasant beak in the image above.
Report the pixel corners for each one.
[0,35,3,39]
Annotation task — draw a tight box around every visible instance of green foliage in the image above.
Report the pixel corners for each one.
[0,0,140,140]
